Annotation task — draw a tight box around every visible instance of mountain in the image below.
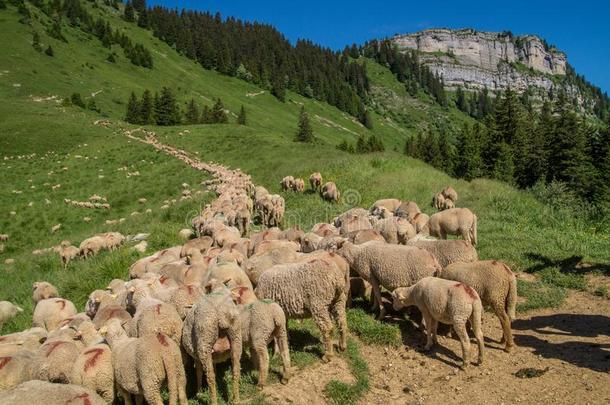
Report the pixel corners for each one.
[392,29,608,116]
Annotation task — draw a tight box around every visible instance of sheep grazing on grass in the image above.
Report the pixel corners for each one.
[392,277,484,369]
[373,216,415,244]
[432,192,445,210]
[32,297,77,332]
[58,241,80,268]
[0,234,8,242]
[321,181,340,202]
[0,380,106,405]
[428,208,477,245]
[337,240,441,320]
[178,228,194,240]
[309,172,323,191]
[255,256,349,362]
[370,198,401,216]
[407,239,478,268]
[280,175,295,191]
[32,281,59,303]
[102,319,187,405]
[441,260,517,352]
[442,186,458,202]
[181,287,242,405]
[0,302,23,331]
[293,178,305,192]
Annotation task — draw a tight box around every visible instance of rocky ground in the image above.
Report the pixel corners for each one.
[263,289,609,404]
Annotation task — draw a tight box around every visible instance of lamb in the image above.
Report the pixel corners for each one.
[70,321,114,403]
[255,257,349,362]
[0,301,23,331]
[370,198,402,216]
[293,178,305,192]
[373,216,415,244]
[432,192,445,210]
[58,241,80,268]
[392,277,484,369]
[280,175,295,191]
[32,297,77,331]
[79,235,106,258]
[442,186,458,202]
[441,260,517,352]
[309,172,322,191]
[337,240,442,319]
[32,281,59,303]
[428,208,477,245]
[0,234,8,242]
[234,204,251,236]
[407,239,478,268]
[101,319,187,405]
[181,287,242,405]
[0,380,106,405]
[321,181,340,202]
[227,287,291,387]
[300,232,323,253]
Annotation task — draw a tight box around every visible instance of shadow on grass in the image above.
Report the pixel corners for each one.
[524,252,610,276]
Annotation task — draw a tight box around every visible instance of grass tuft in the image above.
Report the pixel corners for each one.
[347,308,401,347]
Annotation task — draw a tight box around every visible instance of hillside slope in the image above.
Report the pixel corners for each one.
[0,2,609,404]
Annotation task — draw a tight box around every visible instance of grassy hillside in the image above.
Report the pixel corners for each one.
[1,2,609,403]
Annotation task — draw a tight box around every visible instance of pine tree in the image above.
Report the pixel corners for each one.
[492,142,515,183]
[211,98,228,123]
[155,87,180,125]
[124,1,135,22]
[237,105,247,125]
[455,86,468,113]
[200,105,213,124]
[185,98,200,124]
[44,45,54,56]
[70,93,85,108]
[137,8,149,29]
[125,91,141,123]
[360,109,373,129]
[455,123,483,181]
[271,76,286,102]
[295,106,313,142]
[139,89,154,124]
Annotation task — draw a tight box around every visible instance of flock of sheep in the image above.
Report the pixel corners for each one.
[0,153,518,404]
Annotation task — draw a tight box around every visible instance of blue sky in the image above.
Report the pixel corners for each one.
[151,1,609,94]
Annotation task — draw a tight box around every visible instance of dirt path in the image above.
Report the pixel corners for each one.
[360,290,610,404]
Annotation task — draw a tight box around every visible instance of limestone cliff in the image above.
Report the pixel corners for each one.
[392,29,568,94]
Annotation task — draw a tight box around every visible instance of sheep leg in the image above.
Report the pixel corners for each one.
[471,313,485,365]
[422,313,435,351]
[431,319,439,345]
[312,310,334,362]
[120,388,133,405]
[369,278,385,320]
[255,346,269,388]
[493,304,514,352]
[135,394,143,405]
[202,354,217,405]
[453,323,471,369]
[228,328,242,403]
[332,292,348,352]
[276,323,291,384]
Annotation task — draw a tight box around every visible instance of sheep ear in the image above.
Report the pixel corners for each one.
[184,304,193,309]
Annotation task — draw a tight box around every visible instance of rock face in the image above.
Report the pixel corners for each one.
[393,29,567,93]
